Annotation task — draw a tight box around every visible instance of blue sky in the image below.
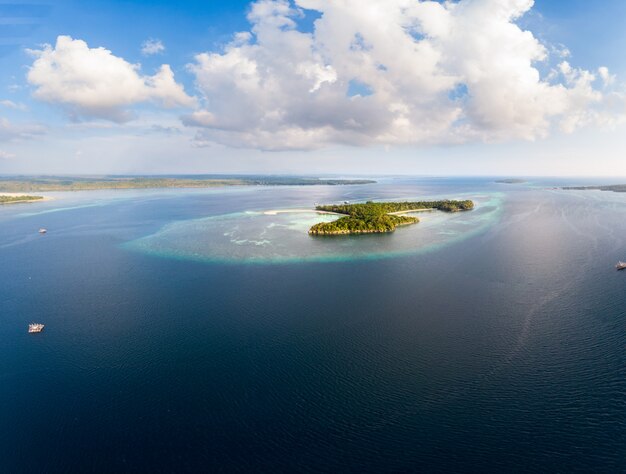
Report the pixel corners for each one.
[1,0,626,176]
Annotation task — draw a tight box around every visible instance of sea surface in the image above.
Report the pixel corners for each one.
[0,177,624,472]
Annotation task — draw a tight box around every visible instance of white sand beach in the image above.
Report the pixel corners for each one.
[263,208,435,217]
[0,192,54,204]
[387,208,434,215]
[263,208,344,216]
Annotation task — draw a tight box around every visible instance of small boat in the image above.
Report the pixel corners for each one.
[38,228,47,234]
[616,261,626,270]
[28,323,45,333]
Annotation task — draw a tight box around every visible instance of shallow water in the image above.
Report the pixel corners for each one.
[125,193,501,264]
[0,178,624,472]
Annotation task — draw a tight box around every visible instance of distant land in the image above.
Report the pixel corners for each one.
[0,176,376,192]
[496,179,526,184]
[0,194,44,204]
[309,200,474,235]
[562,184,626,192]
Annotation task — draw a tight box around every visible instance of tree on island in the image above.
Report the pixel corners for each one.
[309,200,474,235]
[0,195,44,204]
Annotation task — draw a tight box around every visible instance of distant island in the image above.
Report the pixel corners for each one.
[309,200,474,235]
[496,179,526,184]
[562,184,626,193]
[0,176,376,192]
[0,194,44,204]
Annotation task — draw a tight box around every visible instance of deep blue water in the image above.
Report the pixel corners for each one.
[0,178,624,472]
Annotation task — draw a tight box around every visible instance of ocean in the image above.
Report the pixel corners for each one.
[0,178,624,472]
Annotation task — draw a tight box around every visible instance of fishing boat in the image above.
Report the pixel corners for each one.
[616,261,626,270]
[28,323,45,333]
[38,228,47,234]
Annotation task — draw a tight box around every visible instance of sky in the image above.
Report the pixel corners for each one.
[1,0,626,176]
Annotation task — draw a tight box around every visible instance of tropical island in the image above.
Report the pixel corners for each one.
[0,175,375,192]
[309,200,474,235]
[0,194,44,204]
[496,178,526,184]
[562,184,626,193]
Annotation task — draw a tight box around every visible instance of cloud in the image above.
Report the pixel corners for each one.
[184,0,625,150]
[0,117,45,141]
[0,100,28,111]
[0,150,16,159]
[141,38,165,56]
[598,66,615,87]
[27,35,195,122]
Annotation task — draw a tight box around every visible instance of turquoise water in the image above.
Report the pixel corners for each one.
[125,193,502,264]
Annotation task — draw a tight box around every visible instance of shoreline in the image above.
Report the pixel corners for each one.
[387,208,434,215]
[263,208,345,216]
[0,192,54,204]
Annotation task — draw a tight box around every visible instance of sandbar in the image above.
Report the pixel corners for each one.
[263,208,344,216]
[0,192,54,204]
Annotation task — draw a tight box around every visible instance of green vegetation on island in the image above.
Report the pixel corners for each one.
[309,200,474,235]
[496,179,526,184]
[0,175,375,192]
[562,184,626,192]
[0,195,44,204]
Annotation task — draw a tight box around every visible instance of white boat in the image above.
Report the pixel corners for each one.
[28,323,45,333]
[38,228,47,234]
[616,261,626,270]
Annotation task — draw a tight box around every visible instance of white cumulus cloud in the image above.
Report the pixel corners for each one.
[27,36,194,122]
[141,38,165,56]
[184,0,625,150]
